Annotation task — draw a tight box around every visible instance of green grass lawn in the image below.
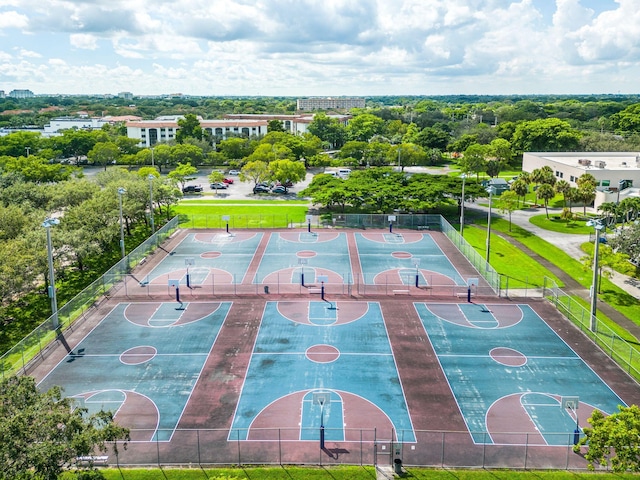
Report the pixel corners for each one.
[528,214,594,234]
[175,201,310,228]
[85,466,640,480]
[463,226,563,289]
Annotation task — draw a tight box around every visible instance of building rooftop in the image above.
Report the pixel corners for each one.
[526,152,640,171]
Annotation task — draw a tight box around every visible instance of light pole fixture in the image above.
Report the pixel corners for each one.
[148,174,155,234]
[25,146,30,157]
[118,187,126,259]
[460,174,467,237]
[42,217,60,329]
[586,218,604,332]
[485,186,496,263]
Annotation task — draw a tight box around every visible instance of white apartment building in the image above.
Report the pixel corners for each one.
[126,118,269,147]
[223,113,351,135]
[297,97,365,111]
[523,152,640,209]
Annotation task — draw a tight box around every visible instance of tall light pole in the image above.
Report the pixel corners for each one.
[617,179,624,204]
[150,147,155,169]
[460,173,467,236]
[587,219,604,332]
[25,146,30,157]
[42,218,60,329]
[118,187,126,258]
[485,186,496,263]
[148,174,155,234]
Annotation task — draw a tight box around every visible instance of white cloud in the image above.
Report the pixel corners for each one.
[0,10,28,30]
[70,33,99,50]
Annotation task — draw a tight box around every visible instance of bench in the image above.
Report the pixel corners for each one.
[417,225,430,230]
[392,289,410,295]
[76,455,109,467]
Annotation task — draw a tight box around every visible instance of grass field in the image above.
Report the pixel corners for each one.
[74,466,640,480]
[175,200,310,228]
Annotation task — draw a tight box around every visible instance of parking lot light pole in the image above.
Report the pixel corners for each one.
[485,186,496,263]
[148,175,155,234]
[118,187,127,259]
[460,174,467,237]
[587,219,604,332]
[42,218,60,329]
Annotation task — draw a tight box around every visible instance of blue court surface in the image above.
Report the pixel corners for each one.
[38,302,230,441]
[415,303,625,445]
[355,233,466,285]
[144,232,262,284]
[229,301,415,442]
[254,232,352,284]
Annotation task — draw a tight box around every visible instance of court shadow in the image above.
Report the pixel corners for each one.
[322,446,350,459]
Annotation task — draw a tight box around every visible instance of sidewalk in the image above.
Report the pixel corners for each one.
[466,203,640,340]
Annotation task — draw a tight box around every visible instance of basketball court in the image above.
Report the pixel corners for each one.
[28,228,640,468]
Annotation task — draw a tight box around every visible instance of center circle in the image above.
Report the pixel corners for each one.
[297,250,317,258]
[202,251,221,258]
[305,344,340,363]
[489,347,527,367]
[120,346,157,365]
[392,251,412,258]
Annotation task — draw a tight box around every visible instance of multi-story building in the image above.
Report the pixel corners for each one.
[223,113,351,135]
[126,117,269,147]
[297,97,365,111]
[523,152,640,209]
[8,89,35,98]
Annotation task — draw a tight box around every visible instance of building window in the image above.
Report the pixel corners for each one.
[570,175,576,182]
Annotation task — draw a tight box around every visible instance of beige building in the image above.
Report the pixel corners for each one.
[297,97,365,111]
[126,117,269,147]
[223,113,350,136]
[522,152,640,209]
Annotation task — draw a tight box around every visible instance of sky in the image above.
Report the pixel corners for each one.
[0,0,638,97]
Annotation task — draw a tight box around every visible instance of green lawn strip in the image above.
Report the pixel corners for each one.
[528,214,594,234]
[92,467,640,480]
[175,203,309,229]
[180,199,309,205]
[463,226,563,289]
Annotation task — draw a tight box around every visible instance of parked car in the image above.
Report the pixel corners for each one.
[210,182,228,190]
[182,185,203,194]
[222,178,234,184]
[228,169,240,175]
[253,184,270,193]
[271,185,287,194]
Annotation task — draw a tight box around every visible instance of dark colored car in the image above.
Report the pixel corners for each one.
[271,185,287,194]
[253,184,270,193]
[182,185,203,193]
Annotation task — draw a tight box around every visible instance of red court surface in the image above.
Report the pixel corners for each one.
[26,229,640,469]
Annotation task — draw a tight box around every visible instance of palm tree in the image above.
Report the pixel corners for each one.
[537,183,556,219]
[598,202,619,228]
[619,197,640,223]
[555,179,570,207]
[566,187,579,214]
[510,179,529,207]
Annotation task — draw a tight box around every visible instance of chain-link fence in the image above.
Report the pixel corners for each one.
[104,427,598,471]
[0,217,180,378]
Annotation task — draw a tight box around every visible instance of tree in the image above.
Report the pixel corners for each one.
[0,375,129,480]
[307,113,347,149]
[537,183,556,218]
[88,142,120,171]
[346,113,385,142]
[510,179,529,207]
[497,190,519,231]
[489,138,514,166]
[208,170,226,195]
[168,162,198,191]
[268,159,306,192]
[267,119,285,132]
[609,222,640,266]
[555,179,570,207]
[240,160,270,186]
[512,118,582,153]
[176,113,203,143]
[574,405,640,472]
[460,144,487,181]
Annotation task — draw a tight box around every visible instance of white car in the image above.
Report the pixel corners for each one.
[228,170,240,175]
